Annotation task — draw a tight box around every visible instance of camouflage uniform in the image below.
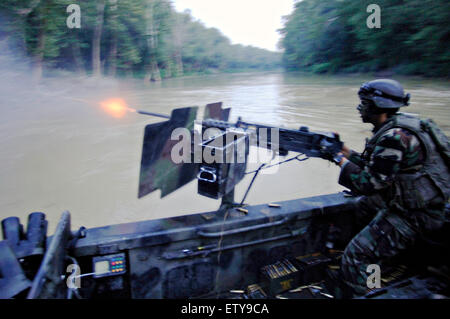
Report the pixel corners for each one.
[338,115,447,296]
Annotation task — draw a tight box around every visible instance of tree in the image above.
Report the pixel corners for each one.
[279,0,450,76]
[0,0,281,79]
[91,0,105,77]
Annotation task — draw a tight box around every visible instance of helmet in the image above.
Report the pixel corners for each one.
[358,79,410,109]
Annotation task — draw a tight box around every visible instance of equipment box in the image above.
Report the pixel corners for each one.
[293,252,331,284]
[198,130,249,199]
[260,259,302,296]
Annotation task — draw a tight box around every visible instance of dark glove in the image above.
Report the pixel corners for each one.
[323,132,344,165]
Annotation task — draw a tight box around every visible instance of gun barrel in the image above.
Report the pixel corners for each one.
[137,110,170,119]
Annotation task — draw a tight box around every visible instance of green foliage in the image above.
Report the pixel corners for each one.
[279,0,450,77]
[0,0,280,78]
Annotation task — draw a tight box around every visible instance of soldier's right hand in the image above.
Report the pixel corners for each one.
[333,132,350,158]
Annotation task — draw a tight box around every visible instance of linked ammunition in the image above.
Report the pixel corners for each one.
[262,259,299,279]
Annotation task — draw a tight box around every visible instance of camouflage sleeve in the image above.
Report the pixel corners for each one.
[338,128,424,195]
[348,150,365,168]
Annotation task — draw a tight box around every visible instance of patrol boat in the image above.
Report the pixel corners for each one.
[1,103,448,299]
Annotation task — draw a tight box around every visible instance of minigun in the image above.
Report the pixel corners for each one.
[138,102,342,207]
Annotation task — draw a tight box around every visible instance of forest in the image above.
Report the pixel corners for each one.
[279,0,450,77]
[0,0,281,80]
[1,1,449,79]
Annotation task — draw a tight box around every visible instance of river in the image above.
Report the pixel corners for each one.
[1,71,449,233]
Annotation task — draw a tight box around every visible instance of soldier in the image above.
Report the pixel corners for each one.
[331,79,449,296]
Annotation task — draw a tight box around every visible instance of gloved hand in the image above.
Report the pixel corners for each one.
[334,133,351,158]
[324,132,346,166]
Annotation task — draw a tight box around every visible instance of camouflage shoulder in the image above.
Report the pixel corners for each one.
[376,127,422,153]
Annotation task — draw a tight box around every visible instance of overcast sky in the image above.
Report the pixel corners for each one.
[172,0,296,52]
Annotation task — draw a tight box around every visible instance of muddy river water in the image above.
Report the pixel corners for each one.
[1,71,449,233]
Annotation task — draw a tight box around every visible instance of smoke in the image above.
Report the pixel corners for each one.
[0,26,143,234]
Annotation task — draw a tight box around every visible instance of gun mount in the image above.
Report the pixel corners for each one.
[138,102,342,208]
